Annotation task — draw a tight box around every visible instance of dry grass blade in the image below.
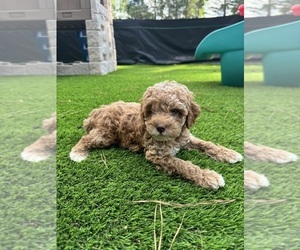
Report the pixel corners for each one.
[133,199,235,207]
[100,153,108,168]
[158,203,163,250]
[245,199,286,205]
[154,204,158,250]
[169,212,186,250]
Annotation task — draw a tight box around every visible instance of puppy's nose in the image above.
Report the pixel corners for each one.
[156,126,165,133]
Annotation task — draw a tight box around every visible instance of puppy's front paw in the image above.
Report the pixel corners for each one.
[70,150,88,162]
[244,170,269,192]
[211,147,243,164]
[227,151,243,164]
[264,150,298,164]
[195,169,225,190]
[244,142,298,164]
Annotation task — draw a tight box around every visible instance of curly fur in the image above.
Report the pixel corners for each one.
[70,81,243,189]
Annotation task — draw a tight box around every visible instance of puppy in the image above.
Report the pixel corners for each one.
[70,81,242,189]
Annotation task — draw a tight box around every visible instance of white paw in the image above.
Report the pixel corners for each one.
[209,173,225,190]
[215,174,225,189]
[228,152,243,164]
[69,151,87,162]
[244,170,270,192]
[21,151,51,162]
[274,152,298,164]
[200,170,225,190]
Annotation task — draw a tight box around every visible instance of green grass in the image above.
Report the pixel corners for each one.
[57,63,244,249]
[244,64,300,249]
[0,76,56,249]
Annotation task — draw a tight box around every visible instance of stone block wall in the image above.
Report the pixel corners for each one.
[57,0,117,76]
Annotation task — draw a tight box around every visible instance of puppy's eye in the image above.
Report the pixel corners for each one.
[171,109,181,116]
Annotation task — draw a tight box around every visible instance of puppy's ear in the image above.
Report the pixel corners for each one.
[139,97,147,121]
[138,99,148,136]
[186,102,201,128]
[140,86,154,121]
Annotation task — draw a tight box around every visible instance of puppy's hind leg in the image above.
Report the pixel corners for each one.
[21,130,56,162]
[70,129,115,162]
[186,135,243,163]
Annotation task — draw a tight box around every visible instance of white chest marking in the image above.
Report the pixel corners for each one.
[171,147,181,156]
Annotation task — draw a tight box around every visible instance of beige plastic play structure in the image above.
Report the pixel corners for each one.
[0,0,56,75]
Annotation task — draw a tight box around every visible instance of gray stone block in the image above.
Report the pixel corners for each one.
[0,62,12,76]
[73,62,90,75]
[63,64,74,75]
[87,30,102,47]
[10,64,27,75]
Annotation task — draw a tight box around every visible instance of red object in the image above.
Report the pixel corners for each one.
[238,5,244,16]
[291,4,300,16]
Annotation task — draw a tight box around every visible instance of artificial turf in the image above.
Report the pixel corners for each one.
[0,76,56,249]
[244,64,300,249]
[57,63,244,249]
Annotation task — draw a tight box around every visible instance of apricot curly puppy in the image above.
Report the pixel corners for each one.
[70,81,242,189]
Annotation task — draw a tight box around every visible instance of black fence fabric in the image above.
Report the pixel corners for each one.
[57,21,89,63]
[245,15,299,33]
[113,15,243,65]
[0,21,51,63]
